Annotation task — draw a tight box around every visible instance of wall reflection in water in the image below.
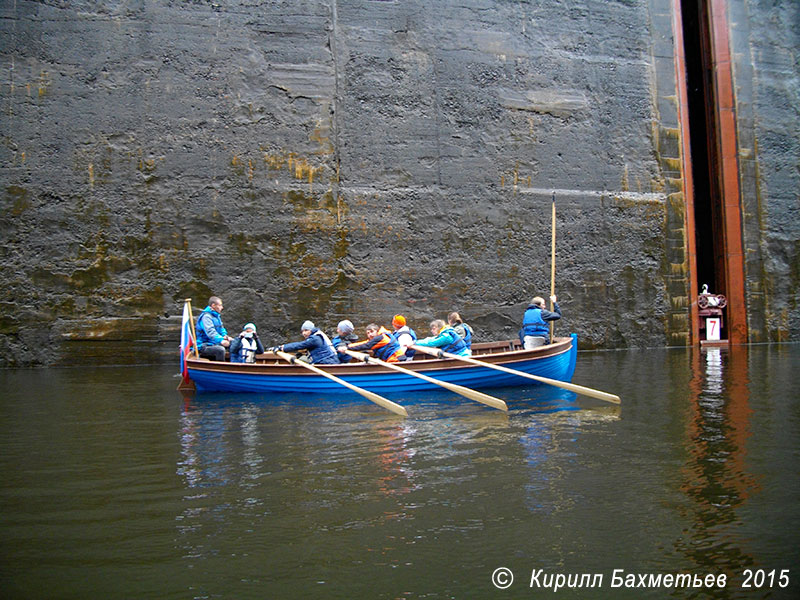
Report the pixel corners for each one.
[175,395,269,576]
[678,346,761,573]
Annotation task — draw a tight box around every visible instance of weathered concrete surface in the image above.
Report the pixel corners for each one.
[728,0,800,343]
[0,0,796,366]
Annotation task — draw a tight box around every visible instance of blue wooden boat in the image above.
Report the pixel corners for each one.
[184,334,578,394]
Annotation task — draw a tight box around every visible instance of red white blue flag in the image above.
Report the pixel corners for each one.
[180,302,194,383]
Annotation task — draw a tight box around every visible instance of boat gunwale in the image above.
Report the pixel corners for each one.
[186,336,574,377]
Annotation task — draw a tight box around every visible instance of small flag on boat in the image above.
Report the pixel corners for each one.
[180,301,194,383]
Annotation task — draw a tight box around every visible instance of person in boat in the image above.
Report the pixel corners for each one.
[341,323,405,362]
[391,314,417,361]
[229,322,265,363]
[195,296,234,361]
[274,320,339,364]
[415,319,470,357]
[447,312,473,355]
[331,320,359,363]
[519,295,561,349]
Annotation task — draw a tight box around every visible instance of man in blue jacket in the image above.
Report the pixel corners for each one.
[520,295,561,348]
[195,296,233,361]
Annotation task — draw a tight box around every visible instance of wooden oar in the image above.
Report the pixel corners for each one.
[269,350,408,417]
[410,344,621,404]
[344,349,508,412]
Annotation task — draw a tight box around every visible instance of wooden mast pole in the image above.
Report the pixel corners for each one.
[549,192,556,343]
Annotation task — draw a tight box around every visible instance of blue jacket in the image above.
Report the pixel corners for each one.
[331,333,359,363]
[196,307,228,347]
[348,328,403,362]
[453,323,473,349]
[521,302,561,339]
[416,326,469,356]
[282,328,339,364]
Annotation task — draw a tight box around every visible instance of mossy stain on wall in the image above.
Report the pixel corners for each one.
[3,185,30,216]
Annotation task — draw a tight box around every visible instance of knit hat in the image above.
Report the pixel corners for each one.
[337,320,354,334]
[242,322,256,332]
[392,314,406,328]
[301,320,315,331]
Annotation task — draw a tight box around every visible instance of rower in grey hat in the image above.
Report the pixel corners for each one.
[271,320,339,364]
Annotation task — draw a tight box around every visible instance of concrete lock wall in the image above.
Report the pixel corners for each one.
[0,0,797,366]
[726,0,799,343]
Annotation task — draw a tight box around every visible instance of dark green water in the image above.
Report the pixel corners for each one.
[1,344,798,599]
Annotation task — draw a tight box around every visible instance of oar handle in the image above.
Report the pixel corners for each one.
[411,344,444,359]
[346,349,372,363]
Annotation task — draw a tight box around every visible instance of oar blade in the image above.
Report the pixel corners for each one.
[436,380,509,411]
[272,350,408,416]
[409,344,621,405]
[538,378,621,404]
[358,390,409,417]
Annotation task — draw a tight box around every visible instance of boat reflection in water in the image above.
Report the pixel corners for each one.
[174,378,621,574]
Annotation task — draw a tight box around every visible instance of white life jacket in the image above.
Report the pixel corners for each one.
[240,336,258,363]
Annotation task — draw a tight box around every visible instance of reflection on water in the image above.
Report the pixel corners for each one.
[678,346,761,576]
[1,347,799,599]
[374,421,418,499]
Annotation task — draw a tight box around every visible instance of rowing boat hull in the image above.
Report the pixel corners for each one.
[185,334,578,394]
